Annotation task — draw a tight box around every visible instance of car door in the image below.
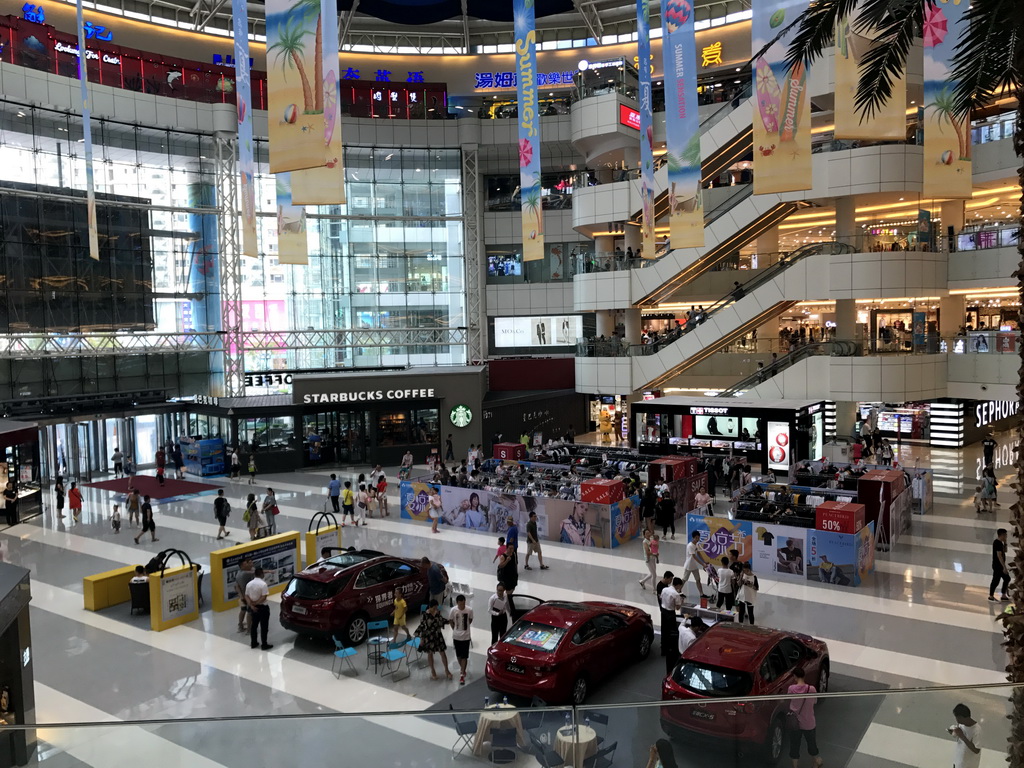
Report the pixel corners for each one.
[775,638,809,690]
[384,561,423,606]
[508,593,545,622]
[354,563,393,618]
[590,613,630,673]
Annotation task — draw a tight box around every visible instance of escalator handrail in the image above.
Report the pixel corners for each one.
[717,339,862,396]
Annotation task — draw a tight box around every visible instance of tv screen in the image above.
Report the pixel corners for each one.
[487,254,522,277]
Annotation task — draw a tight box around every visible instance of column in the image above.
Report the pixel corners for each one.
[594,234,615,270]
[623,222,641,256]
[756,226,779,260]
[940,200,965,252]
[623,308,642,344]
[835,195,857,248]
[834,299,862,344]
[835,401,859,440]
[596,310,615,338]
[939,295,966,337]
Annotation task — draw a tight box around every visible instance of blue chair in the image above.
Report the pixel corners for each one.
[365,619,390,671]
[406,635,428,668]
[380,640,409,680]
[331,638,358,678]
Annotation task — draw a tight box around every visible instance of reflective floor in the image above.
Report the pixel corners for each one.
[4,429,1017,767]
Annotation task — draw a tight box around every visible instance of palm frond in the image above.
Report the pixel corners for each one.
[851,0,923,119]
[783,0,861,71]
[949,0,1023,119]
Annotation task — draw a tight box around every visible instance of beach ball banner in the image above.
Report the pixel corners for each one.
[514,0,545,262]
[232,0,258,257]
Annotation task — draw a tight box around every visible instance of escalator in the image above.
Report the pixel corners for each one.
[715,340,861,398]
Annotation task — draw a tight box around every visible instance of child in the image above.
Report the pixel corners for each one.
[155,465,165,486]
[737,562,758,624]
[649,533,661,563]
[247,455,257,486]
[974,485,984,514]
[111,504,121,534]
[492,537,506,563]
[391,588,411,643]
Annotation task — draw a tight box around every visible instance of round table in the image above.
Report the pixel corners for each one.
[472,703,526,756]
[554,724,598,768]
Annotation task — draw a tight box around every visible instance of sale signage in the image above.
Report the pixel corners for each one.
[815,501,865,535]
[619,104,641,129]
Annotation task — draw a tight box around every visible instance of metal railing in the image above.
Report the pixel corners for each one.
[717,340,860,396]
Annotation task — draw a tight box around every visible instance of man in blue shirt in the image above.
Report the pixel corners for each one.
[421,557,447,605]
[327,474,341,513]
[505,516,519,552]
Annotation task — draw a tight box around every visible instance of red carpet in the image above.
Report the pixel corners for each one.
[85,475,219,500]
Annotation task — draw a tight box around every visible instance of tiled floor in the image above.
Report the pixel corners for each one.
[4,430,1019,766]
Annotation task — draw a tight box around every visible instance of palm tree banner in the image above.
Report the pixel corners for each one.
[232,0,259,257]
[266,0,328,174]
[514,0,545,261]
[637,0,655,253]
[660,0,704,248]
[276,173,310,264]
[833,8,906,140]
[922,0,971,198]
[292,0,346,205]
[752,0,812,194]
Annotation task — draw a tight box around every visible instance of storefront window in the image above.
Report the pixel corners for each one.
[378,411,410,446]
[238,417,295,451]
[412,409,440,444]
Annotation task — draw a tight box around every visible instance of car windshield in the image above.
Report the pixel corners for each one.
[285,574,350,601]
[673,662,753,697]
[504,621,567,653]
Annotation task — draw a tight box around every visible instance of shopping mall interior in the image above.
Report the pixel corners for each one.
[0,0,1019,764]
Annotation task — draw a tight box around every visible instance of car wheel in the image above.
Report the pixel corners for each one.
[344,613,369,646]
[818,661,830,694]
[638,630,653,660]
[571,676,588,705]
[763,717,785,765]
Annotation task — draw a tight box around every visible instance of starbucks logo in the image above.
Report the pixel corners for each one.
[449,404,473,428]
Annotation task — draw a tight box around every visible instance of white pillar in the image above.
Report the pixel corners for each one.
[835,196,857,248]
[595,234,615,256]
[596,310,615,337]
[939,295,966,336]
[756,226,779,257]
[624,222,641,254]
[623,308,642,344]
[834,298,862,343]
[835,401,858,440]
[940,200,965,252]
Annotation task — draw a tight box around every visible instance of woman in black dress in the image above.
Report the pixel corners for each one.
[415,600,452,680]
[656,491,676,539]
[497,547,519,594]
[54,476,65,518]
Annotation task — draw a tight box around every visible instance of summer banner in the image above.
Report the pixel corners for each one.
[751,0,812,194]
[637,0,655,252]
[232,0,258,257]
[291,0,346,205]
[833,9,906,140]
[686,514,753,569]
[514,0,544,261]
[275,174,309,265]
[265,0,326,173]
[922,0,971,198]
[660,0,703,247]
[75,0,99,260]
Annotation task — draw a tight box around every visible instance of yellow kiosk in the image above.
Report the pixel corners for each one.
[304,511,343,567]
[210,531,301,612]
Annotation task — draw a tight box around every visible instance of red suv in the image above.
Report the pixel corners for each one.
[279,549,443,645]
[661,624,829,764]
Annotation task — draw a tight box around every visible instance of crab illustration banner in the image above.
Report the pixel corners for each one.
[637,0,655,252]
[514,0,544,261]
[833,9,906,140]
[660,0,703,248]
[75,0,99,260]
[291,0,346,205]
[275,174,309,265]
[232,0,258,257]
[751,0,812,194]
[922,0,971,198]
[265,0,326,174]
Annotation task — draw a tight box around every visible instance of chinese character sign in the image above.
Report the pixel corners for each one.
[751,0,812,194]
[275,174,309,265]
[514,0,544,261]
[922,0,971,199]
[833,9,906,140]
[637,0,655,253]
[701,41,722,67]
[265,0,326,173]
[74,0,98,260]
[232,0,257,257]
[661,0,703,248]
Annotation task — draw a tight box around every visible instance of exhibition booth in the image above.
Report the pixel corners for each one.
[0,421,41,527]
[210,532,301,612]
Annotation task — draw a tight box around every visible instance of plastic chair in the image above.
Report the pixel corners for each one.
[405,636,428,668]
[530,734,566,768]
[582,742,617,768]
[488,727,518,765]
[380,642,409,680]
[128,581,150,615]
[365,619,390,670]
[331,637,358,678]
[449,704,476,758]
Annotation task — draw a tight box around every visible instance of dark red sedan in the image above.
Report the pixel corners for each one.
[661,624,830,764]
[279,549,443,645]
[485,600,653,704]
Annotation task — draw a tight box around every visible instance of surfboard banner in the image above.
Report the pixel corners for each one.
[751,0,812,194]
[276,174,309,265]
[660,0,703,248]
[514,0,544,261]
[638,0,655,253]
[232,0,258,257]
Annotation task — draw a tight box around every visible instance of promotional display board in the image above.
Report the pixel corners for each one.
[149,564,199,632]
[494,443,528,461]
[494,316,582,347]
[833,9,906,140]
[766,421,791,471]
[678,472,708,519]
[686,514,754,568]
[637,0,655,253]
[580,478,624,505]
[232,0,257,257]
[513,0,544,261]
[806,523,875,586]
[751,523,808,580]
[210,531,300,611]
[815,501,865,534]
[303,524,342,567]
[275,174,309,265]
[609,495,640,548]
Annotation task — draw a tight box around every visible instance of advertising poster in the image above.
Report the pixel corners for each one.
[751,523,807,579]
[265,0,326,173]
[494,316,582,347]
[609,495,641,548]
[686,514,753,568]
[513,0,545,261]
[767,421,791,471]
[661,0,704,248]
[74,0,99,260]
[833,9,906,140]
[290,0,346,205]
[400,481,441,523]
[678,472,708,518]
[856,522,875,583]
[807,528,859,586]
[218,535,299,606]
[158,568,197,625]
[186,180,221,334]
[232,0,258,257]
[275,174,309,265]
[439,486,499,531]
[751,0,812,194]
[637,0,656,253]
[922,0,971,199]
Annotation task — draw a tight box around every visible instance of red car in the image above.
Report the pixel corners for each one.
[661,624,830,764]
[279,549,444,645]
[486,599,653,705]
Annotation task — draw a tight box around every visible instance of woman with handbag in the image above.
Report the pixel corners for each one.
[245,493,262,540]
[261,488,279,535]
[787,667,823,768]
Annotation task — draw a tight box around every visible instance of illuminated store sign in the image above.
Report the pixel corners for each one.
[474,70,578,90]
[619,104,641,129]
[302,388,437,404]
[975,400,1019,428]
[54,41,120,64]
[689,406,729,415]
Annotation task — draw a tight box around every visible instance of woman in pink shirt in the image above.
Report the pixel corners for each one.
[788,667,823,768]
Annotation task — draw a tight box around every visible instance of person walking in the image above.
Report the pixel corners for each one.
[787,668,823,768]
[737,562,759,624]
[341,481,355,526]
[390,587,412,644]
[54,476,65,519]
[155,446,166,480]
[214,489,231,539]
[234,558,255,633]
[245,566,273,650]
[947,703,981,768]
[400,449,414,480]
[660,577,684,673]
[171,444,185,479]
[681,531,708,602]
[374,466,389,517]
[449,594,473,685]
[2,483,17,527]
[989,528,1010,602]
[445,433,455,461]
[523,510,548,570]
[496,544,519,594]
[356,484,370,526]
[656,491,676,540]
[638,529,658,590]
[982,433,998,468]
[327,474,341,514]
[125,488,141,527]
[230,449,241,480]
[416,600,452,680]
[68,482,83,523]
[111,447,124,478]
[981,467,999,510]
[134,495,158,544]
[261,488,278,535]
[422,556,448,606]
[487,583,511,644]
[247,454,257,486]
[245,493,262,540]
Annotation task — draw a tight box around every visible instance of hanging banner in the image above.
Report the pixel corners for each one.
[834,10,907,140]
[514,0,544,261]
[661,0,703,248]
[751,0,812,194]
[637,0,655,252]
[265,0,326,173]
[922,0,971,198]
[232,0,258,257]
[291,0,346,205]
[74,0,99,260]
[276,174,309,265]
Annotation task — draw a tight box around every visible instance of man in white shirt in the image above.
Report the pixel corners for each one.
[678,619,697,657]
[129,566,148,584]
[949,703,981,768]
[245,567,273,650]
[715,556,736,611]
[681,532,708,602]
[448,594,474,685]
[660,577,684,673]
[488,583,511,645]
